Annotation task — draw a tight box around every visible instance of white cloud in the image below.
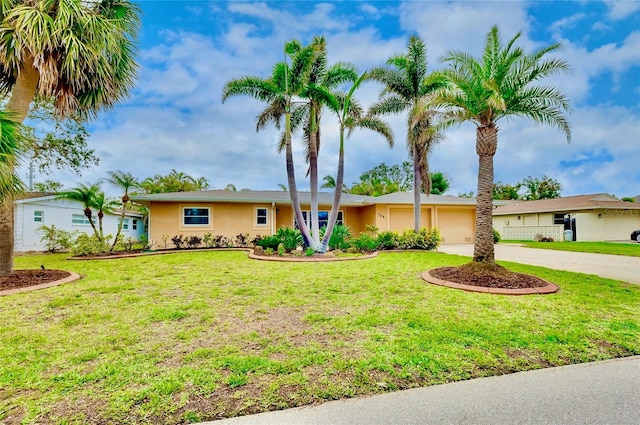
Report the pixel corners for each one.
[606,0,640,20]
[398,0,534,63]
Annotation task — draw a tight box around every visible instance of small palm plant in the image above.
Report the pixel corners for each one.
[58,183,104,242]
[104,170,140,251]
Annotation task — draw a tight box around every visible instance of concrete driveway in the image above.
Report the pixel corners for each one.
[437,243,640,285]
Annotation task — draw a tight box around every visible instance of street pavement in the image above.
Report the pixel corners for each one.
[200,246,640,424]
[203,356,640,424]
[437,243,640,285]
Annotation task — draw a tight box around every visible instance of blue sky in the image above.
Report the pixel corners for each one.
[26,1,640,198]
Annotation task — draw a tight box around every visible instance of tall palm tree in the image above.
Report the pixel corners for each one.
[436,25,571,265]
[295,36,358,248]
[317,72,394,252]
[369,35,448,232]
[222,39,318,248]
[104,170,139,251]
[0,0,140,275]
[58,183,103,241]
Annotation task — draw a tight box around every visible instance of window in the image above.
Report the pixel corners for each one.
[297,211,343,229]
[183,208,209,225]
[256,208,268,225]
[553,213,568,225]
[119,218,130,230]
[33,211,43,223]
[72,213,93,225]
[132,219,138,230]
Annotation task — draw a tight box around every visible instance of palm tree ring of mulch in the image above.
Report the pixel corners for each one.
[423,262,558,295]
[0,270,81,296]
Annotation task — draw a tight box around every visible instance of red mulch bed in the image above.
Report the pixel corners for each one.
[0,270,71,291]
[429,265,549,289]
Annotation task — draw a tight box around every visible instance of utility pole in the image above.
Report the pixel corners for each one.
[28,161,34,191]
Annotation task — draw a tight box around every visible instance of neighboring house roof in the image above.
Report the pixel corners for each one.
[373,192,478,206]
[14,192,57,200]
[15,194,143,218]
[633,194,640,203]
[131,190,479,207]
[493,193,640,215]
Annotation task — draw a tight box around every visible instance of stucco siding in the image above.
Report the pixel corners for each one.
[357,205,377,234]
[149,202,275,246]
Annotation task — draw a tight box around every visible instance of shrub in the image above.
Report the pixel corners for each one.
[213,235,229,248]
[72,234,111,256]
[138,234,153,251]
[376,231,398,250]
[203,232,214,248]
[352,233,378,252]
[161,234,170,249]
[171,235,184,249]
[264,247,275,256]
[38,225,77,252]
[328,224,352,251]
[277,243,286,256]
[251,235,263,247]
[395,228,440,250]
[114,236,137,252]
[305,247,315,256]
[185,235,202,249]
[235,233,249,246]
[257,235,281,250]
[540,236,554,242]
[276,227,302,253]
[493,228,501,243]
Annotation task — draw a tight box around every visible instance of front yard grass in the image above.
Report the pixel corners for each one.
[502,240,640,257]
[1,251,638,424]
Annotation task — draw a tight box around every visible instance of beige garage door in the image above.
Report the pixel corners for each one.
[438,208,475,244]
[388,207,431,231]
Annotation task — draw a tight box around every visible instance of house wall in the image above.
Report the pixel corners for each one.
[147,200,477,248]
[494,209,640,241]
[14,198,144,252]
[356,205,377,234]
[149,201,275,247]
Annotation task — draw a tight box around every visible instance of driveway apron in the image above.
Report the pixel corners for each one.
[436,244,640,285]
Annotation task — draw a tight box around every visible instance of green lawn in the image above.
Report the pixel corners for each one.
[502,240,640,257]
[1,251,638,424]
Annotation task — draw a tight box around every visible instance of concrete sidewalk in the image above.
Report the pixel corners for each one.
[437,243,640,285]
[203,356,640,424]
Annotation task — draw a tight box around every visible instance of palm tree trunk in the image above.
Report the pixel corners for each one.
[473,124,498,264]
[0,56,40,276]
[413,146,421,232]
[6,55,40,123]
[320,129,345,253]
[0,203,14,276]
[285,110,314,248]
[111,207,126,252]
[309,109,321,248]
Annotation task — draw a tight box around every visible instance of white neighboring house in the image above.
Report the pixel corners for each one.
[14,194,145,252]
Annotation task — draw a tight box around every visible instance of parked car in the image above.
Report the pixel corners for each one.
[631,230,640,242]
